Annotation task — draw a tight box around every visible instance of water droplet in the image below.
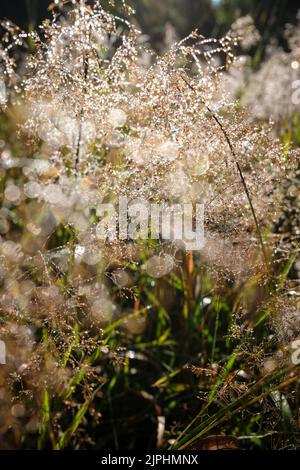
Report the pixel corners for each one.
[83,248,101,266]
[156,140,179,162]
[146,254,174,278]
[11,404,25,418]
[2,241,23,259]
[124,315,147,335]
[5,185,21,203]
[91,298,114,322]
[24,181,42,199]
[108,108,127,128]
[43,184,64,204]
[111,269,129,287]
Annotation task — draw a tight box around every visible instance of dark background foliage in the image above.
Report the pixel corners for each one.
[0,0,299,50]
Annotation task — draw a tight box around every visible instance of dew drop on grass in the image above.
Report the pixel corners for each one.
[111,269,129,287]
[91,298,115,322]
[145,254,174,278]
[43,184,64,204]
[11,404,25,418]
[83,248,101,266]
[1,241,13,256]
[24,182,42,199]
[124,315,147,335]
[156,140,179,162]
[108,108,127,128]
[262,358,277,373]
[4,185,21,203]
